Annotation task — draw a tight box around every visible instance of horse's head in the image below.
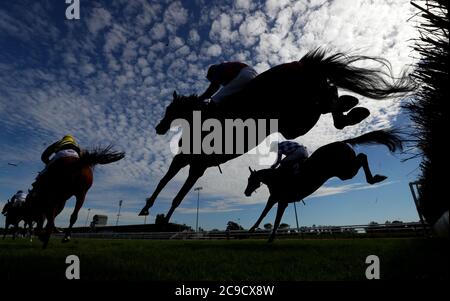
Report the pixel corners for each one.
[2,200,11,215]
[245,167,261,197]
[155,91,203,135]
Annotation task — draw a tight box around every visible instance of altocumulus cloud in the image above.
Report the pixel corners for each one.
[0,0,418,227]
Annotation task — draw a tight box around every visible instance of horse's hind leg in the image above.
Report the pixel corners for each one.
[268,202,288,243]
[357,153,387,184]
[249,196,277,232]
[139,154,189,216]
[63,192,86,242]
[34,216,44,239]
[164,165,206,223]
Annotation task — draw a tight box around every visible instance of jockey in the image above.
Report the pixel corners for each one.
[11,190,27,206]
[41,134,81,165]
[198,62,258,105]
[270,140,309,175]
[33,135,81,187]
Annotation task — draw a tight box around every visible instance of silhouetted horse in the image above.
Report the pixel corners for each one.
[2,200,32,239]
[244,129,403,242]
[26,146,124,248]
[139,49,412,222]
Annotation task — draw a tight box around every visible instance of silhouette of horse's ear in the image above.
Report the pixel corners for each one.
[173,91,178,99]
[248,167,254,174]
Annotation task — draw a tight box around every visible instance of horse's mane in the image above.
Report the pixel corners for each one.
[174,93,199,103]
[300,48,415,99]
[172,93,207,112]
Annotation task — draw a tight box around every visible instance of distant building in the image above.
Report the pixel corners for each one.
[90,214,108,227]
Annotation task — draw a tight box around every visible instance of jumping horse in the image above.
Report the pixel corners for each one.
[139,49,412,222]
[244,129,403,242]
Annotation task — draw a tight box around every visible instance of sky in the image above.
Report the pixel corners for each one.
[0,0,422,230]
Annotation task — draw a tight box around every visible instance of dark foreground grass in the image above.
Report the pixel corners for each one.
[0,237,448,281]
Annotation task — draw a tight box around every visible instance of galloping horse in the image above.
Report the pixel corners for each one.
[2,200,32,239]
[26,146,124,248]
[244,130,403,242]
[139,49,412,222]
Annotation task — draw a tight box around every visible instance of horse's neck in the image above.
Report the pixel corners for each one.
[180,106,273,156]
[257,169,276,186]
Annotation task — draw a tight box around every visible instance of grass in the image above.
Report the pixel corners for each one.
[0,237,448,281]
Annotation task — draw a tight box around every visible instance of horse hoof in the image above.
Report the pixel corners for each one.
[370,175,387,184]
[138,208,149,216]
[62,237,71,243]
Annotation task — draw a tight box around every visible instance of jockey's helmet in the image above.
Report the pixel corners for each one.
[61,134,77,145]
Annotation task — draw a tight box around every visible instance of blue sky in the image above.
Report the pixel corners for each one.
[0,0,421,230]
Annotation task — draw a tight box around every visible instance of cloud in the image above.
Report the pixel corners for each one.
[188,29,200,44]
[163,1,189,33]
[0,0,419,228]
[238,12,267,46]
[151,23,166,40]
[87,7,112,35]
[235,0,252,11]
[103,24,127,54]
[206,44,222,57]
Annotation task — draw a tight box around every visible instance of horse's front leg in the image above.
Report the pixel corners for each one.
[268,202,288,243]
[2,220,8,239]
[139,154,189,216]
[249,196,277,232]
[41,208,56,249]
[356,153,387,184]
[164,165,206,223]
[63,192,86,243]
[27,220,33,242]
[12,223,19,240]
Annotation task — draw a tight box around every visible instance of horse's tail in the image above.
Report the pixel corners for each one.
[342,129,403,153]
[79,145,125,167]
[300,48,415,99]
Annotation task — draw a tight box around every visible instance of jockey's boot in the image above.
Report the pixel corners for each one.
[336,95,359,112]
[333,107,370,129]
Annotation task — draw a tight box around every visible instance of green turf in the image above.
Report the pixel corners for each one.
[0,237,447,280]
